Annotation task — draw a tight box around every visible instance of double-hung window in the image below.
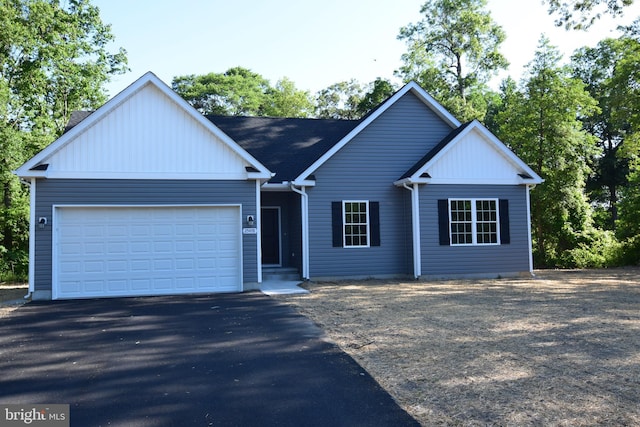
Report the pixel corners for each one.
[448,198,500,246]
[331,200,381,248]
[343,201,369,247]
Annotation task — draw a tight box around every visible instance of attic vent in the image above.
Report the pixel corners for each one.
[420,172,431,178]
[30,164,49,171]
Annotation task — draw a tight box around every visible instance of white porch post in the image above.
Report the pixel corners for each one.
[28,178,36,296]
[290,184,309,280]
[411,183,422,278]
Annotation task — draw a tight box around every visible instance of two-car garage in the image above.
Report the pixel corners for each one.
[16,73,272,301]
[53,205,242,299]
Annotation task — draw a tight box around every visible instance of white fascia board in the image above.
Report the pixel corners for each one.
[261,182,292,192]
[247,171,274,182]
[425,177,526,185]
[291,179,316,187]
[393,178,412,187]
[293,81,460,183]
[410,120,543,184]
[35,171,251,180]
[13,169,47,179]
[393,177,430,186]
[15,71,272,179]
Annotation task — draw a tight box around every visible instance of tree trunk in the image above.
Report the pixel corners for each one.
[456,53,465,101]
[609,183,618,229]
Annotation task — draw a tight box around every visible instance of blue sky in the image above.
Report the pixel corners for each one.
[93,0,640,97]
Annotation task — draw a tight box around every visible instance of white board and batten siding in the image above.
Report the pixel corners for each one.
[43,82,249,180]
[53,205,242,299]
[426,130,524,185]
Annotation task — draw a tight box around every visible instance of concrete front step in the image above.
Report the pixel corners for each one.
[263,267,301,281]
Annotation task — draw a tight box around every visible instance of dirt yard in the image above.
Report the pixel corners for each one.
[0,283,28,317]
[275,269,640,426]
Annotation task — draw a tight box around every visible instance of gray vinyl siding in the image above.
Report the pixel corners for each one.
[33,179,258,293]
[307,92,453,278]
[419,184,530,276]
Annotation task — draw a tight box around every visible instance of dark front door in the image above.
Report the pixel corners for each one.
[261,207,281,265]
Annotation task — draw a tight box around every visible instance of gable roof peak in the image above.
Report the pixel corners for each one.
[397,119,543,185]
[290,80,462,184]
[14,71,272,180]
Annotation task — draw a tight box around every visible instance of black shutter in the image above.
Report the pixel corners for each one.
[370,202,380,246]
[438,199,450,245]
[332,202,343,247]
[499,199,510,244]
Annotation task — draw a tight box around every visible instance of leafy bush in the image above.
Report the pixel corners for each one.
[616,235,640,266]
[558,229,622,268]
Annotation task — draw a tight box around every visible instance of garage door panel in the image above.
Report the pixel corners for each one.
[108,241,128,254]
[107,225,128,237]
[55,206,242,299]
[175,258,195,270]
[175,240,195,252]
[131,279,151,291]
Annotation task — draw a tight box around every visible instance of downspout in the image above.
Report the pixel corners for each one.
[525,184,535,276]
[402,182,421,279]
[289,184,309,280]
[20,178,35,300]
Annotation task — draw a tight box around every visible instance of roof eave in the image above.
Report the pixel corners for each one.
[13,169,47,179]
[393,177,430,187]
[291,178,316,187]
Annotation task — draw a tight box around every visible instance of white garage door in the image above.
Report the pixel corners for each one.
[53,205,242,299]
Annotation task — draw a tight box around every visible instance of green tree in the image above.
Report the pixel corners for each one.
[396,0,508,121]
[0,0,127,278]
[494,36,599,267]
[611,20,640,241]
[543,0,634,30]
[172,69,313,118]
[314,80,364,119]
[571,36,639,230]
[355,78,396,117]
[262,77,314,118]
[172,67,270,116]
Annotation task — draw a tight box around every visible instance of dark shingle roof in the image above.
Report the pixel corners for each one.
[400,121,473,180]
[63,112,361,183]
[208,116,361,183]
[64,111,93,133]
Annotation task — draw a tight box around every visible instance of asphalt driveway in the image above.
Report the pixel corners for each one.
[0,292,418,427]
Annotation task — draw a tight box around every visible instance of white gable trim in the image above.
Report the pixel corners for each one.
[401,120,543,186]
[292,81,461,184]
[14,72,272,180]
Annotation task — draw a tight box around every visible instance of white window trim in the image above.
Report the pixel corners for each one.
[448,198,501,246]
[343,200,370,248]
